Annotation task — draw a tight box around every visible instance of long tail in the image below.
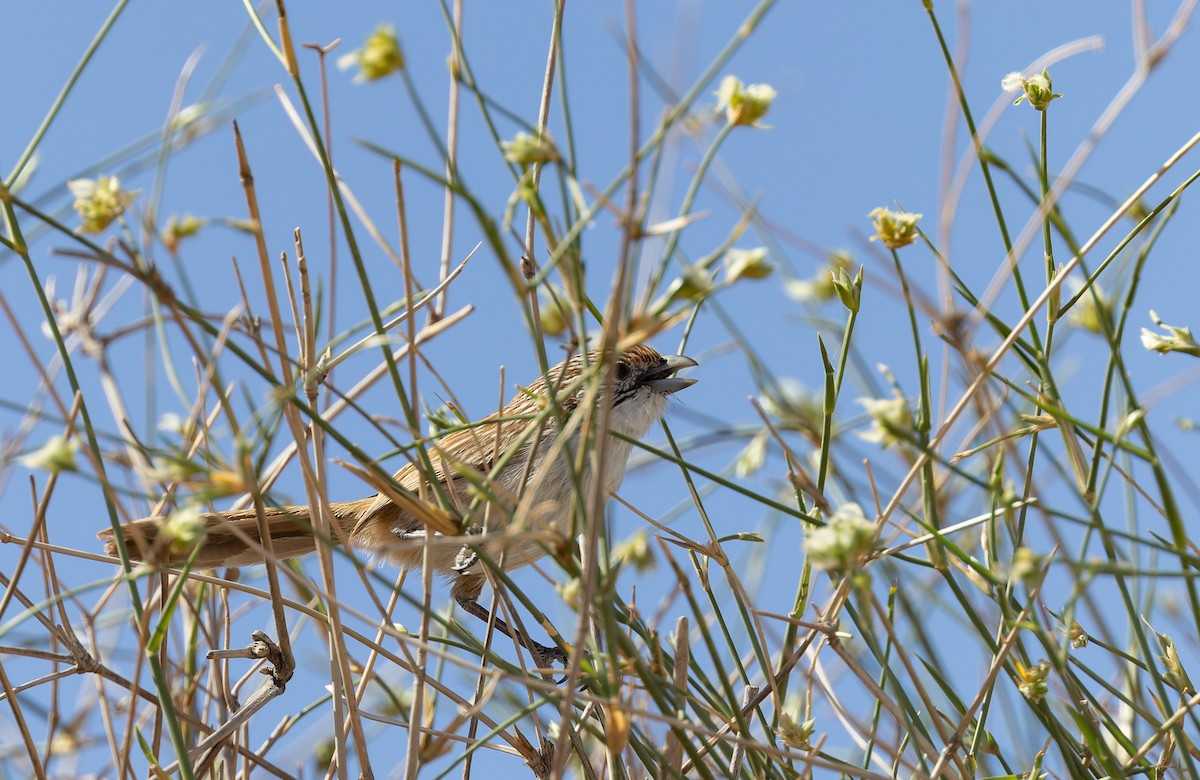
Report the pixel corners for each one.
[98,504,361,569]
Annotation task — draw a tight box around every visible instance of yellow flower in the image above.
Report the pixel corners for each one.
[68,176,136,234]
[868,207,922,250]
[715,75,777,128]
[612,530,655,573]
[1014,661,1050,703]
[1009,546,1043,585]
[162,214,206,253]
[338,24,404,82]
[205,468,249,499]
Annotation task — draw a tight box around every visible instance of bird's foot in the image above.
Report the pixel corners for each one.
[451,544,479,573]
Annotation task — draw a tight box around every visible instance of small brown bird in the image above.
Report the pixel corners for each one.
[99,344,697,669]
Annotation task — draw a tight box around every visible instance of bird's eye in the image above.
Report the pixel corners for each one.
[615,362,630,381]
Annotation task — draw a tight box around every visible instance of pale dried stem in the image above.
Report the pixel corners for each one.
[232,122,296,679]
[433,0,463,322]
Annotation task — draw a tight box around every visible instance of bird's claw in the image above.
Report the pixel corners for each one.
[527,640,573,683]
[529,641,597,688]
[451,545,479,573]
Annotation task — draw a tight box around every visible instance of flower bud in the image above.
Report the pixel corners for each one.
[1153,629,1195,694]
[538,291,569,337]
[501,132,559,167]
[777,711,815,751]
[831,266,861,313]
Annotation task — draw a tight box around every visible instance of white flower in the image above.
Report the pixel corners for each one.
[1140,310,1200,357]
[761,379,823,437]
[723,247,773,283]
[1001,72,1026,93]
[1061,619,1089,650]
[1002,68,1062,111]
[805,503,877,573]
[157,413,187,435]
[19,435,80,473]
[857,395,913,449]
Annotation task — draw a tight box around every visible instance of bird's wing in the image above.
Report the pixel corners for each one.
[352,412,523,536]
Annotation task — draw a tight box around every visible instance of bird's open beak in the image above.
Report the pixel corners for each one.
[644,355,698,394]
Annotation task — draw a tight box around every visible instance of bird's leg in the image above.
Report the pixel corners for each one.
[452,581,568,671]
[398,529,569,672]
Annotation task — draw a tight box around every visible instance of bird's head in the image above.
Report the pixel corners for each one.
[525,344,698,437]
